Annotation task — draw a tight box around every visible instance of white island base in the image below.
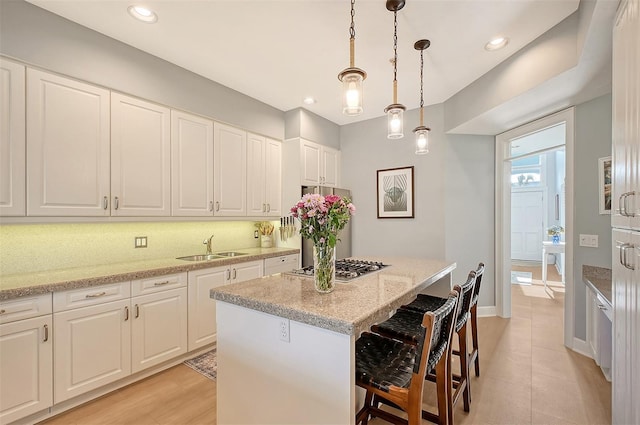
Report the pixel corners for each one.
[217,301,356,424]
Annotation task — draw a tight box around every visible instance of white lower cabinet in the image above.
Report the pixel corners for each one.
[131,287,188,373]
[53,298,131,403]
[264,254,299,276]
[187,260,263,351]
[0,315,53,424]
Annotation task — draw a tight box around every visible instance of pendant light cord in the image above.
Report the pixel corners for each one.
[419,47,424,126]
[393,9,399,103]
[349,0,356,67]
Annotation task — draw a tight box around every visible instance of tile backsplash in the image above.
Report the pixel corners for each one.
[0,221,268,275]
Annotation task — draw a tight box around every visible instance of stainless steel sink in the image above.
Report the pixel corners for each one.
[214,251,248,257]
[176,254,224,261]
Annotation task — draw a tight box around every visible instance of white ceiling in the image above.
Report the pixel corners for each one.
[26,0,580,126]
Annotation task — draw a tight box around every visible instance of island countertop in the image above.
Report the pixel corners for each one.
[211,257,456,336]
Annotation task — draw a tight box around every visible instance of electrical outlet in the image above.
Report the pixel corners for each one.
[279,319,290,342]
[579,234,598,248]
[134,236,147,248]
[254,230,259,239]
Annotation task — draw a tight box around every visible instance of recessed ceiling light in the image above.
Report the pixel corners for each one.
[303,97,317,105]
[485,36,509,51]
[127,5,158,23]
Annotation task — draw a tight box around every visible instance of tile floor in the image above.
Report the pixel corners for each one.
[41,264,611,425]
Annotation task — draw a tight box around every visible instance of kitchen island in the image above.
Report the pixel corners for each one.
[211,257,456,425]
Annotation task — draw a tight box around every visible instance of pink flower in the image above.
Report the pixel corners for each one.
[325,194,340,204]
[347,203,356,214]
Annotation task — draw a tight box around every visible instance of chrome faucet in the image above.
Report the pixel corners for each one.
[203,234,214,254]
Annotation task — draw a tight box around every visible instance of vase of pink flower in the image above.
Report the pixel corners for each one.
[290,193,355,293]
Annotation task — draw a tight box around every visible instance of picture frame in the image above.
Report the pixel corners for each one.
[376,166,414,218]
[598,156,612,215]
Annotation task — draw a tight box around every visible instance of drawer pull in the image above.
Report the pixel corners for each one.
[232,268,237,280]
[154,280,171,286]
[43,324,49,342]
[124,306,129,321]
[135,304,140,318]
[0,309,5,315]
[85,291,107,299]
[597,304,607,310]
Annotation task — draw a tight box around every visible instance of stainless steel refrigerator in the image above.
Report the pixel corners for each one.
[301,186,352,267]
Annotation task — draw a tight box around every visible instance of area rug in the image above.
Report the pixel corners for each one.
[183,347,217,381]
[511,271,533,285]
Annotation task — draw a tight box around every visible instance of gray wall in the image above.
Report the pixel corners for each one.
[340,104,496,307]
[573,93,613,340]
[285,108,340,150]
[0,0,284,140]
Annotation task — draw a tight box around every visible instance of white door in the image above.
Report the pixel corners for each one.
[171,110,214,216]
[54,299,131,403]
[187,266,228,351]
[111,93,170,216]
[300,139,320,186]
[0,315,52,424]
[511,190,544,261]
[0,59,26,216]
[321,147,340,187]
[265,138,282,216]
[26,69,110,216]
[214,123,247,216]
[131,288,187,373]
[247,133,266,216]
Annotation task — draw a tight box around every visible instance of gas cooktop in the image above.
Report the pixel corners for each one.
[288,259,389,282]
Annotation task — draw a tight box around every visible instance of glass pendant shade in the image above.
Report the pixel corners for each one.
[385,105,405,139]
[414,127,430,154]
[340,70,364,116]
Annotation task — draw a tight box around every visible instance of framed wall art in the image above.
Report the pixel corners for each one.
[376,166,414,218]
[599,156,612,214]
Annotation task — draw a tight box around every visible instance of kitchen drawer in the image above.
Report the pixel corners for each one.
[54,281,131,312]
[0,293,52,324]
[264,254,299,276]
[131,272,187,297]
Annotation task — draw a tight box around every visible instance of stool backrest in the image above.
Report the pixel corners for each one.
[456,271,478,326]
[471,262,485,306]
[415,288,459,376]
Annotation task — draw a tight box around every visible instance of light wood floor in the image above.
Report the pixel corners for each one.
[41,264,610,425]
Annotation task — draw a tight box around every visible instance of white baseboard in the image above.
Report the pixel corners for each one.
[477,306,496,317]
[572,337,593,358]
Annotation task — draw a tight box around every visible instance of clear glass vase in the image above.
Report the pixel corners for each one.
[313,245,336,293]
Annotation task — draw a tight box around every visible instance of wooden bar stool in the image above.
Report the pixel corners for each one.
[355,290,459,425]
[373,272,477,424]
[468,263,485,377]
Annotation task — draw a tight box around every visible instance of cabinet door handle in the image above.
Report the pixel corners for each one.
[232,268,237,280]
[623,244,635,270]
[153,280,170,286]
[103,196,109,210]
[114,196,120,210]
[215,201,220,212]
[226,269,231,281]
[85,291,107,299]
[262,203,266,212]
[267,203,271,212]
[209,201,214,212]
[135,304,140,318]
[43,324,49,342]
[623,191,636,217]
[124,306,129,321]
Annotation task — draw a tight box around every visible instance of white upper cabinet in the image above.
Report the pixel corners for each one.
[247,133,282,217]
[612,0,640,231]
[111,93,171,216]
[214,122,247,216]
[300,139,340,187]
[0,59,26,216]
[171,110,214,216]
[26,69,110,216]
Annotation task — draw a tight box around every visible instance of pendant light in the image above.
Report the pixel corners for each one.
[413,39,431,155]
[384,0,406,139]
[338,0,367,116]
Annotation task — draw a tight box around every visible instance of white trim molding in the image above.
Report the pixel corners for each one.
[477,306,497,317]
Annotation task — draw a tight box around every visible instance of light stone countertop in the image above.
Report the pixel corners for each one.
[0,247,299,300]
[211,257,456,336]
[582,265,612,307]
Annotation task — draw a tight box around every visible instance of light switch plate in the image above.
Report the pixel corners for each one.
[579,234,598,248]
[135,236,147,248]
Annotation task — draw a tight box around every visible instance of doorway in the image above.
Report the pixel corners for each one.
[495,108,575,349]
